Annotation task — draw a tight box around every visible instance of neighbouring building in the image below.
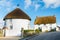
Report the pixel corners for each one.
[56,26,60,31]
[34,16,56,32]
[3,8,31,37]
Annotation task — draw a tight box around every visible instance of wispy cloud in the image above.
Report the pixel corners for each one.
[0,0,11,7]
[24,0,41,10]
[35,4,40,11]
[24,0,32,9]
[0,0,13,11]
[24,0,60,10]
[43,0,60,8]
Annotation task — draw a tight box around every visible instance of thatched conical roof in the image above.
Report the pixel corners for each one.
[3,8,31,20]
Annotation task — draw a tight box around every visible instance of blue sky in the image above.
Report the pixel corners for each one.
[0,0,60,28]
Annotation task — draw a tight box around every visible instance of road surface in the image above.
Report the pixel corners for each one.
[20,32,60,40]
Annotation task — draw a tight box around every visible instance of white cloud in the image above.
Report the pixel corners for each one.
[35,4,40,11]
[6,2,12,7]
[0,0,13,11]
[6,8,11,12]
[24,0,41,10]
[24,0,60,10]
[0,0,8,6]
[43,0,60,8]
[24,0,32,9]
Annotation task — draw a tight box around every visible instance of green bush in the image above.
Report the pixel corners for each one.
[24,30,34,32]
[35,29,40,34]
[45,30,48,32]
[23,29,41,37]
[50,28,56,32]
[50,29,56,32]
[23,30,35,37]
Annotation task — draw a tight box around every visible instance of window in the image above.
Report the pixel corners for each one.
[10,19,13,29]
[4,21,6,26]
[10,25,13,29]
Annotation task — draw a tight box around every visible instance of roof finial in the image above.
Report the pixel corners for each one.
[17,4,19,8]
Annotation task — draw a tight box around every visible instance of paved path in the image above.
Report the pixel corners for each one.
[20,32,60,40]
[0,36,21,40]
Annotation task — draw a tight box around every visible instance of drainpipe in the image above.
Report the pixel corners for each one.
[21,28,24,38]
[3,28,6,37]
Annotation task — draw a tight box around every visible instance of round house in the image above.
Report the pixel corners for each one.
[3,8,31,37]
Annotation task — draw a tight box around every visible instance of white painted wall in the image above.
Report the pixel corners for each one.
[34,23,56,32]
[5,19,30,36]
[56,27,60,31]
[34,25,39,30]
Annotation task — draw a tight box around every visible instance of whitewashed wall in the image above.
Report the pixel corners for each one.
[56,27,60,31]
[5,19,30,36]
[56,27,59,31]
[34,23,56,32]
